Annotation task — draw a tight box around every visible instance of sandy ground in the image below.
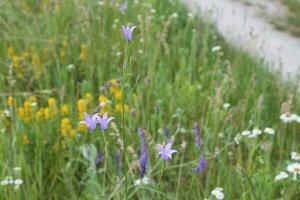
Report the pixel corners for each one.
[184,0,300,80]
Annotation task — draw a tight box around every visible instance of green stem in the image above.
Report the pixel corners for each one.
[155,161,164,193]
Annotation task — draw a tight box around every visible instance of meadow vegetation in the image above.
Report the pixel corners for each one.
[0,0,299,199]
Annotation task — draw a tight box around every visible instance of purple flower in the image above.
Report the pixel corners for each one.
[157,143,178,161]
[194,155,206,173]
[138,128,148,178]
[119,2,128,13]
[95,151,104,167]
[98,112,114,131]
[121,25,136,42]
[194,122,201,149]
[80,112,100,130]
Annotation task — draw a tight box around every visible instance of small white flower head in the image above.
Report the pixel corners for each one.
[150,9,156,13]
[134,179,141,186]
[263,127,275,135]
[4,110,10,117]
[14,179,23,186]
[275,171,289,181]
[212,46,222,52]
[291,152,300,161]
[116,52,122,57]
[287,162,300,180]
[248,128,262,138]
[241,130,251,136]
[279,114,291,123]
[211,187,224,200]
[142,176,151,185]
[67,64,75,70]
[290,114,298,121]
[223,103,230,110]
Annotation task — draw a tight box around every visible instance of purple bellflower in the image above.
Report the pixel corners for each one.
[157,143,178,161]
[80,112,100,130]
[98,112,114,131]
[95,151,104,167]
[138,128,148,178]
[121,25,136,42]
[194,154,206,173]
[194,122,201,149]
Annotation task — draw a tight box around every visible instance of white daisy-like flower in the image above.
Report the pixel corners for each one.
[241,130,251,136]
[280,114,292,123]
[287,162,300,180]
[134,179,141,186]
[247,128,262,138]
[275,171,289,181]
[263,127,275,135]
[212,46,221,52]
[3,110,10,117]
[291,152,300,161]
[14,179,23,186]
[67,64,75,70]
[290,114,298,121]
[211,187,224,200]
[142,176,150,185]
[223,103,230,110]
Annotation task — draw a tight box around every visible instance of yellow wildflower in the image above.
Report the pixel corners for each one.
[60,118,73,137]
[18,107,25,118]
[7,47,14,57]
[22,134,30,145]
[77,123,88,133]
[112,88,123,101]
[79,44,88,61]
[115,103,129,113]
[48,98,57,117]
[60,104,69,116]
[84,92,93,105]
[98,95,111,115]
[23,101,32,123]
[44,108,50,120]
[110,79,120,88]
[7,96,13,106]
[35,108,44,121]
[77,99,86,120]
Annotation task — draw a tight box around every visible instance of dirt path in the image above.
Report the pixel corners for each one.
[184,0,300,80]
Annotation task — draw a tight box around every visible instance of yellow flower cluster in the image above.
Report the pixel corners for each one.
[60,118,75,139]
[77,92,94,120]
[79,44,88,62]
[7,96,14,107]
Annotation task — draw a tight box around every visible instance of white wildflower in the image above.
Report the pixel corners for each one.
[142,176,150,185]
[223,103,230,110]
[134,179,141,186]
[14,179,23,186]
[211,187,224,200]
[291,152,300,161]
[275,171,288,181]
[263,127,275,135]
[67,64,75,70]
[248,128,262,138]
[287,162,300,180]
[241,130,251,136]
[212,46,221,52]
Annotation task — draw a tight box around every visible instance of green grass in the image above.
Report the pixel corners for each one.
[274,0,300,36]
[0,0,300,199]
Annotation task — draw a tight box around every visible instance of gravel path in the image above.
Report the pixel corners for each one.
[184,0,300,79]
